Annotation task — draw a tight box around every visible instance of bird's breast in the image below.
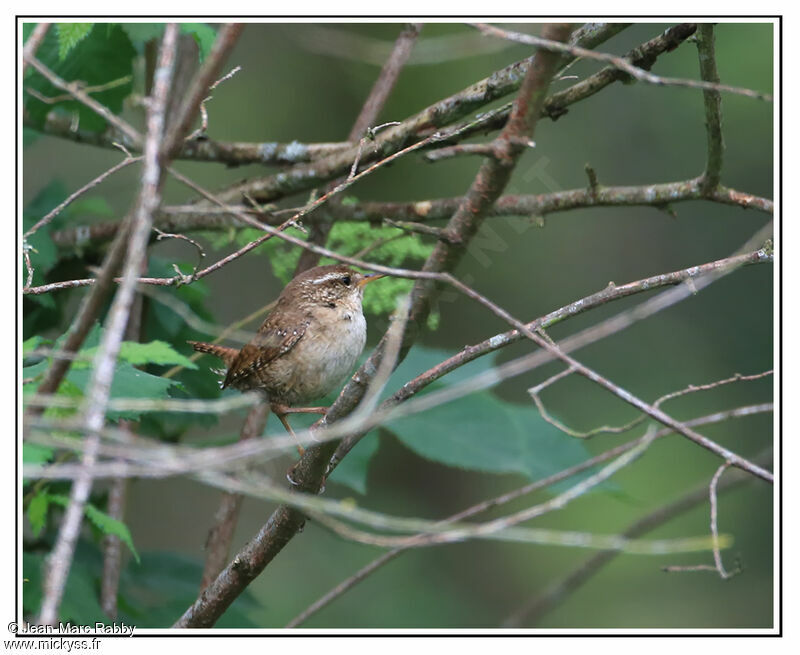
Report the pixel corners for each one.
[276,308,367,404]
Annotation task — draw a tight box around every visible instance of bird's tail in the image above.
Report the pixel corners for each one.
[187,341,239,367]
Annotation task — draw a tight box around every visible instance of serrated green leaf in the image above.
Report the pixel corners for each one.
[83,504,140,562]
[45,494,140,562]
[329,435,380,495]
[27,492,50,537]
[25,24,135,132]
[56,23,94,60]
[181,23,217,61]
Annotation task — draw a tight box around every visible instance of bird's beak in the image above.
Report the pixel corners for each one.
[358,273,386,288]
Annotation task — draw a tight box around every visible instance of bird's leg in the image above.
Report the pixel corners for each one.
[278,406,328,415]
[271,403,306,456]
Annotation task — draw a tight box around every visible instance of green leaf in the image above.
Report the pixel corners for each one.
[181,23,217,61]
[25,24,136,132]
[117,551,258,627]
[23,335,50,357]
[388,390,593,484]
[56,23,94,60]
[118,23,217,61]
[43,378,84,420]
[386,346,498,392]
[84,504,140,563]
[82,340,198,370]
[23,126,40,147]
[329,435,380,495]
[22,552,44,615]
[27,492,50,536]
[23,443,54,465]
[23,180,68,276]
[66,361,176,420]
[118,22,165,49]
[45,494,140,562]
[370,346,596,488]
[68,195,114,218]
[24,546,107,624]
[41,323,182,420]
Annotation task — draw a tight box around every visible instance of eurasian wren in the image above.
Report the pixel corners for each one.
[189,264,384,442]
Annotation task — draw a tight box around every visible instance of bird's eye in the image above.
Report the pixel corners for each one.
[341,275,351,286]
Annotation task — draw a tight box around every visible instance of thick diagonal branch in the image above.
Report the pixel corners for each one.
[172,23,575,629]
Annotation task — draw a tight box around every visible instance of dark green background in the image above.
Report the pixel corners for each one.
[23,22,775,629]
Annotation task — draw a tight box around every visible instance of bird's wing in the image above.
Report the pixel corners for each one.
[222,314,309,389]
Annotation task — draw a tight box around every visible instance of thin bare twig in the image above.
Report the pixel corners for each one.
[189,464,723,556]
[350,24,422,142]
[37,24,179,626]
[529,369,772,439]
[423,142,507,162]
[473,23,772,102]
[288,404,771,626]
[186,65,242,140]
[503,452,770,627]
[27,131,452,296]
[153,227,206,262]
[211,24,628,206]
[295,23,420,275]
[26,75,132,104]
[24,155,142,239]
[162,23,244,157]
[320,426,657,551]
[330,243,772,476]
[666,462,741,579]
[99,280,146,621]
[24,55,142,147]
[429,272,774,483]
[23,249,34,290]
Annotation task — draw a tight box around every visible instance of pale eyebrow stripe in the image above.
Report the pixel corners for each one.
[310,272,345,284]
